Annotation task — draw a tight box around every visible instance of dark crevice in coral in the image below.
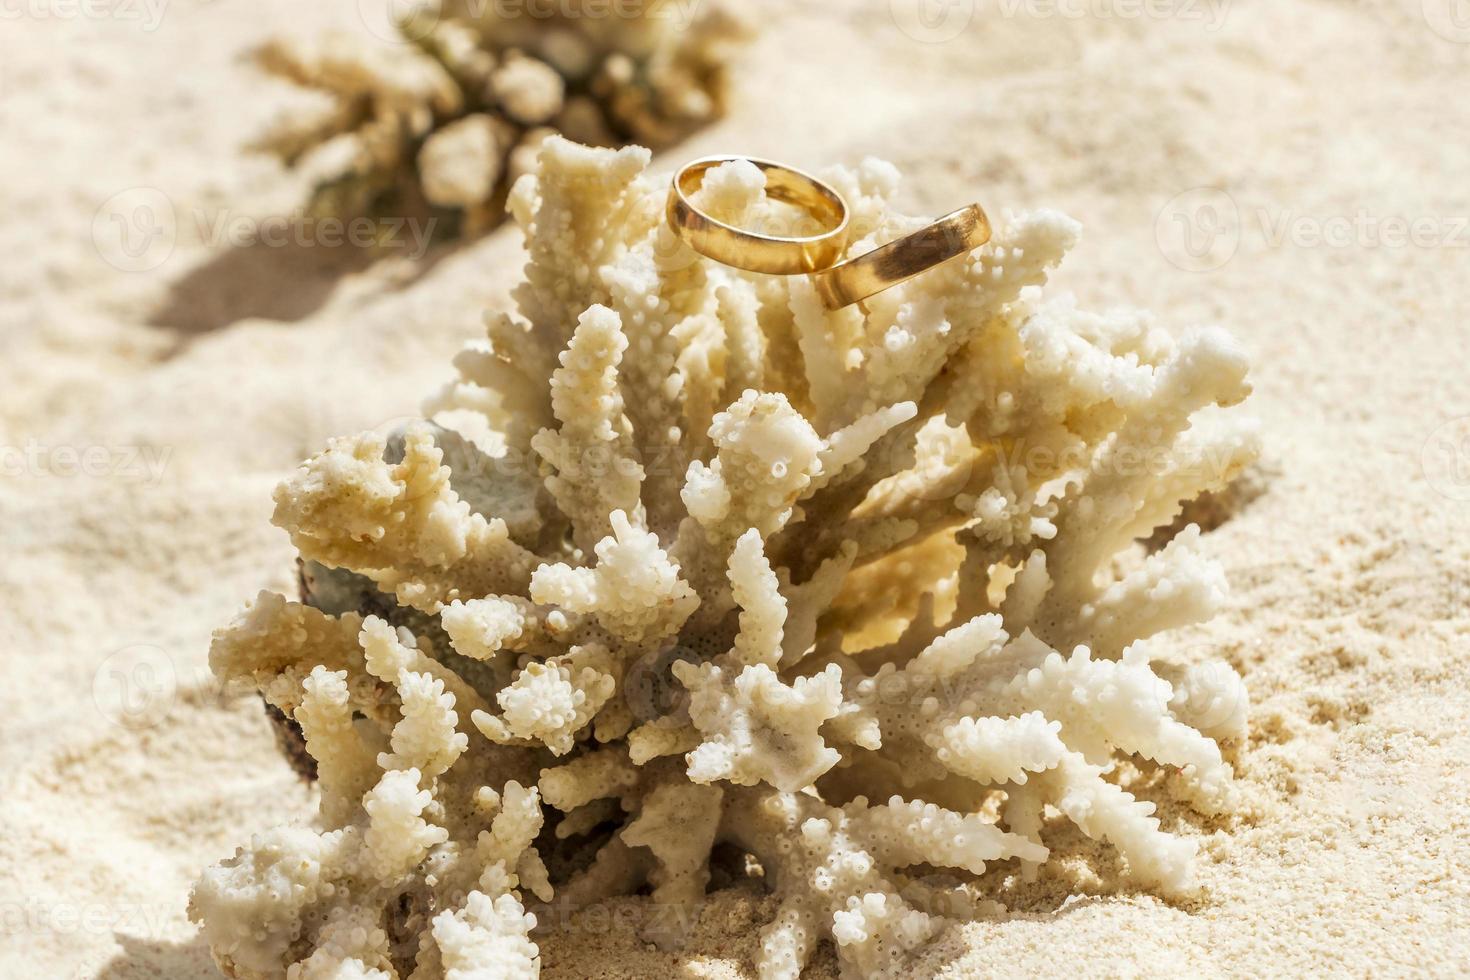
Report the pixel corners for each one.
[1147,465,1271,553]
[265,699,317,783]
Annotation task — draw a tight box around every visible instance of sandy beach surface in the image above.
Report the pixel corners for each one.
[2,0,1468,976]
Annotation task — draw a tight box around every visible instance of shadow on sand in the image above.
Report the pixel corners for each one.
[96,932,218,980]
[145,225,461,357]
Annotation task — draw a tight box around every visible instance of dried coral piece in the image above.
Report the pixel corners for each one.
[193,138,1259,979]
[253,0,749,239]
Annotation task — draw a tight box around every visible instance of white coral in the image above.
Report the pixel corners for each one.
[194,138,1258,979]
[432,891,540,980]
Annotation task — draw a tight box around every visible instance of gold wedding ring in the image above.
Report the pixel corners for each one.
[667,156,851,275]
[812,204,992,310]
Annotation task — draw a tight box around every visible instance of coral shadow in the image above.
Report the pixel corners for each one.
[148,235,375,333]
[145,231,460,356]
[95,932,218,980]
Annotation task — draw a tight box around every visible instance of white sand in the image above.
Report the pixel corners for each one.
[2,0,1468,975]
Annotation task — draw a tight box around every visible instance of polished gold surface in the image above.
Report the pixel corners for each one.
[812,204,992,310]
[666,156,851,275]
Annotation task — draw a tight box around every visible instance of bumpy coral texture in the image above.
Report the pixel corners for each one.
[254,0,747,236]
[192,138,1260,979]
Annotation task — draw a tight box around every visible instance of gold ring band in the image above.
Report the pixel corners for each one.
[812,204,992,310]
[667,156,851,275]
